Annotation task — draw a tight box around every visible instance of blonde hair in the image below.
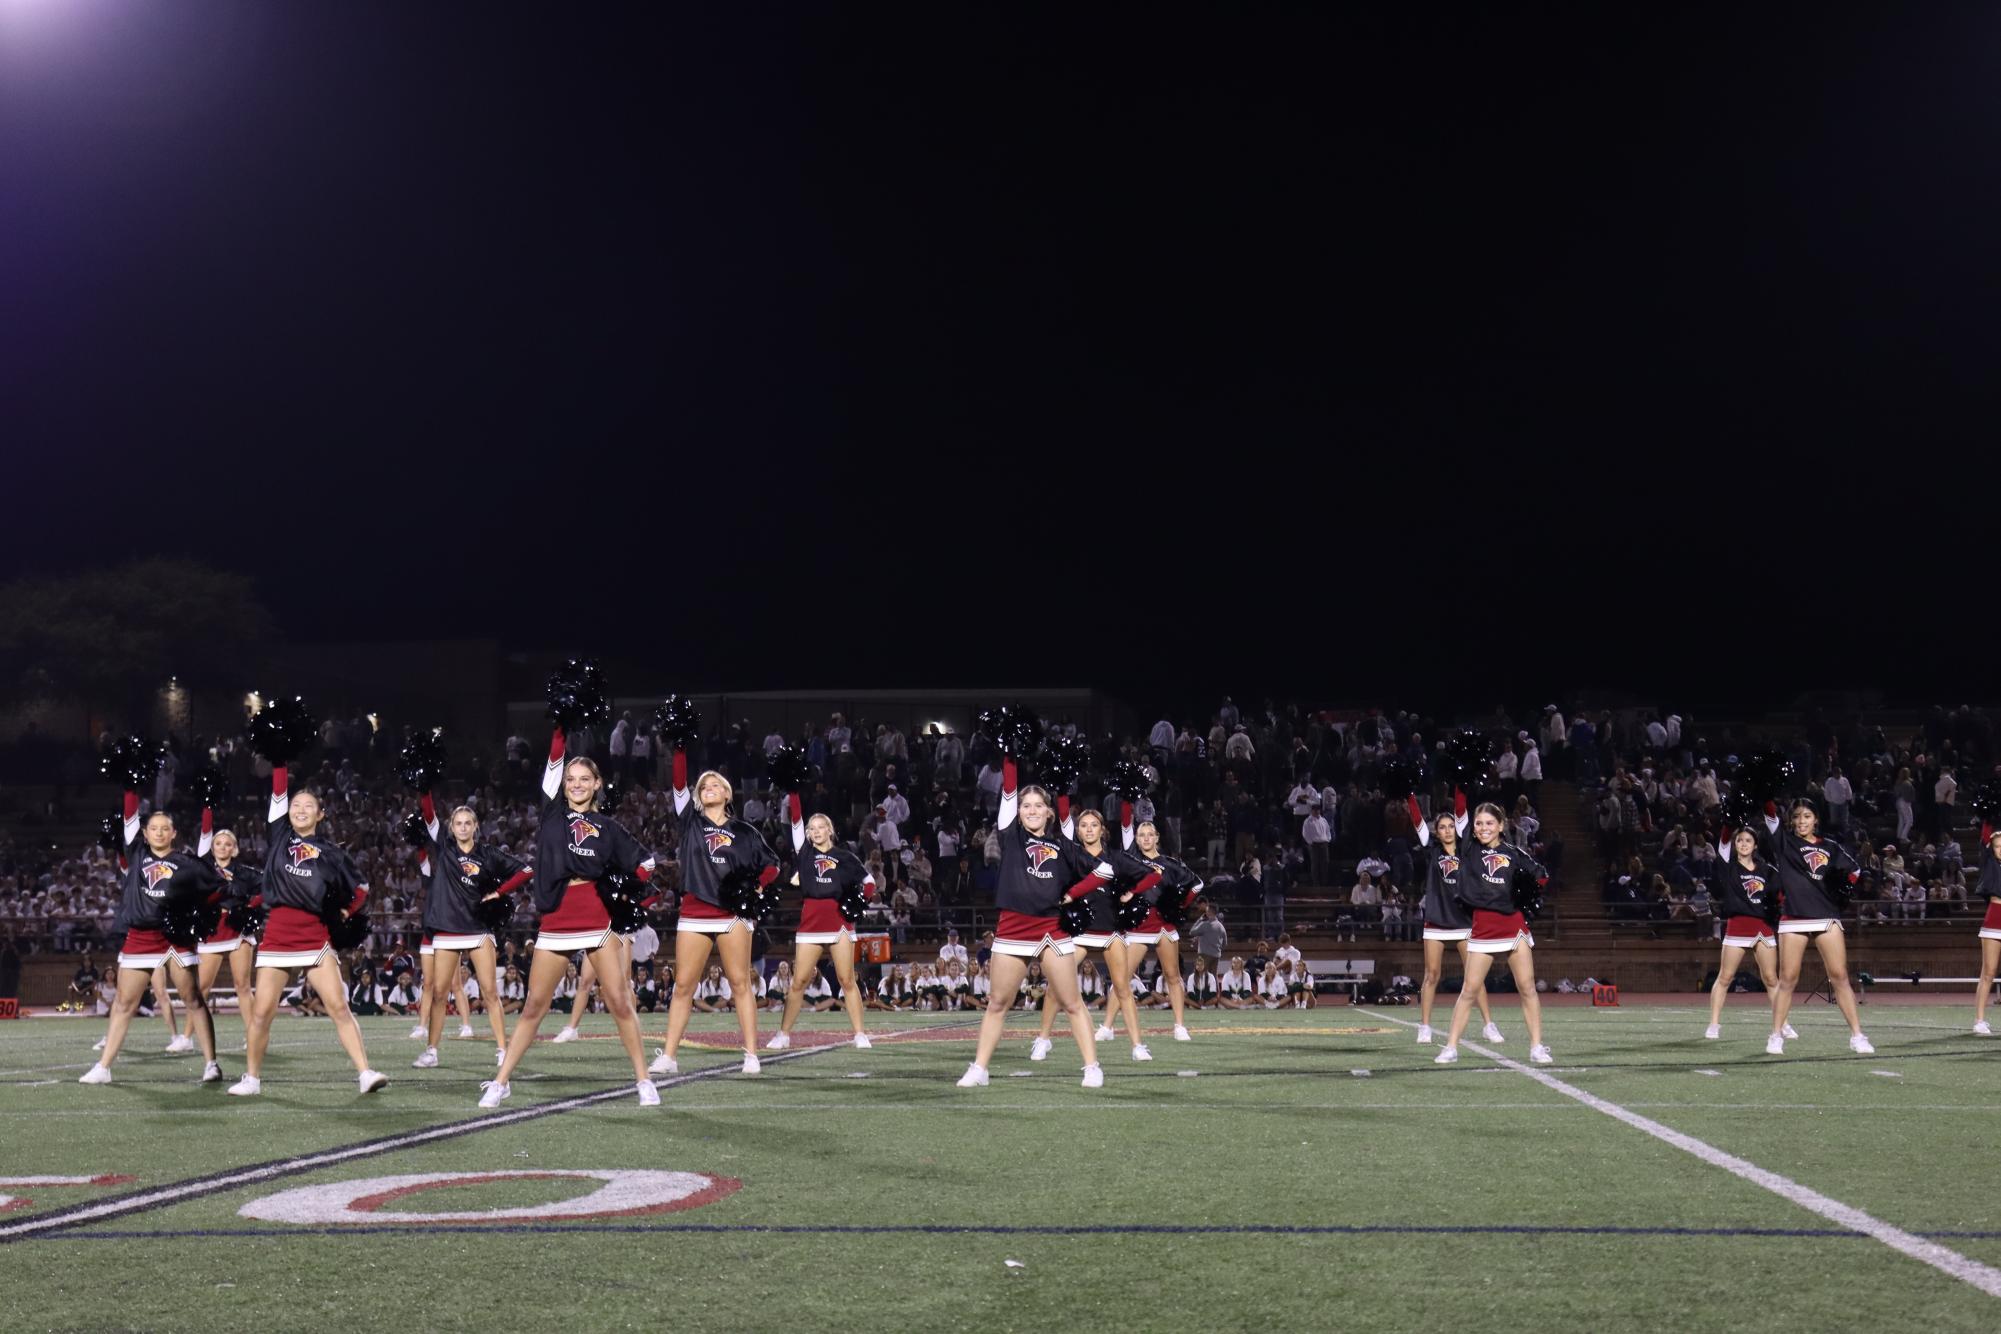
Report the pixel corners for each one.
[695,769,735,816]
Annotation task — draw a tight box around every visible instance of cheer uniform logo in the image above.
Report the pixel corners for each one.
[1800,846,1830,876]
[812,854,840,881]
[703,829,735,864]
[1438,854,1460,878]
[1743,874,1766,900]
[283,840,322,878]
[458,858,482,880]
[1480,850,1511,880]
[142,861,175,896]
[1024,842,1059,878]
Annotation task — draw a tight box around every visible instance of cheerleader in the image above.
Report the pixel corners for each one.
[480,731,659,1108]
[1435,803,1552,1065]
[231,768,386,1095]
[182,810,256,1053]
[411,796,530,1071]
[650,753,783,1076]
[1409,796,1503,1046]
[416,931,476,1044]
[78,802,224,1086]
[1760,801,1872,1055]
[1973,828,2001,1035]
[1028,806,1159,1063]
[955,755,1115,1088]
[1703,825,1790,1040]
[1118,816,1201,1041]
[765,796,876,1051]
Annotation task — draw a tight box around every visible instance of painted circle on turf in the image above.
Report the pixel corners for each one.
[238,1170,741,1226]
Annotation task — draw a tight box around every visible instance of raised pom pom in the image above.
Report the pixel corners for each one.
[1735,750,1797,804]
[100,735,165,791]
[398,727,449,791]
[767,743,813,794]
[651,694,703,750]
[978,705,1042,760]
[1376,756,1420,801]
[1106,759,1153,800]
[97,815,123,851]
[186,765,231,812]
[1035,733,1089,793]
[248,695,318,765]
[544,658,611,731]
[400,813,432,849]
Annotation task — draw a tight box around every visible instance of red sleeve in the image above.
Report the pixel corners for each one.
[1984,823,1993,844]
[547,730,565,764]
[673,748,688,792]
[1064,875,1101,900]
[1129,871,1162,899]
[1453,788,1468,818]
[1002,756,1017,795]
[789,792,803,823]
[272,766,287,799]
[420,793,436,825]
[1406,796,1422,828]
[1056,794,1070,823]
[248,893,265,908]
[757,865,781,888]
[346,887,370,916]
[1120,801,1133,828]
[494,869,532,897]
[123,791,140,821]
[200,808,214,837]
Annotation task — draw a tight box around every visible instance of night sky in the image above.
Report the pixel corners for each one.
[4,2,1997,707]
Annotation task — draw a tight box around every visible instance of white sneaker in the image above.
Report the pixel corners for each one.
[1782,1023,1799,1040]
[1482,1022,1506,1043]
[201,1061,223,1083]
[227,1074,262,1096]
[853,1033,872,1050]
[478,1080,510,1108]
[636,1079,660,1107]
[741,1054,761,1075]
[358,1069,388,1094]
[1093,1024,1115,1042]
[1976,1020,1993,1036]
[92,1036,106,1052]
[955,1063,989,1087]
[1416,1024,1434,1044]
[1765,1033,1785,1056]
[765,1031,792,1051]
[78,1064,112,1085]
[1529,1045,1553,1065]
[409,1024,429,1042]
[648,1050,678,1076]
[1131,1043,1153,1061]
[1704,1024,1721,1040]
[412,1048,438,1069]
[1028,1037,1053,1062]
[1848,1033,1874,1055]
[1172,1025,1191,1042]
[1433,1046,1458,1064]
[495,1049,507,1067]
[457,1024,475,1039]
[166,1034,194,1054]
[551,1027,579,1044]
[1081,1063,1104,1089]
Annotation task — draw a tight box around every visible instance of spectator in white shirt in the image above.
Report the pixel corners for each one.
[938,929,969,968]
[692,964,731,1012]
[1301,810,1332,885]
[1224,726,1255,762]
[882,785,911,827]
[1148,718,1176,753]
[1823,766,1854,835]
[609,712,633,784]
[763,729,786,757]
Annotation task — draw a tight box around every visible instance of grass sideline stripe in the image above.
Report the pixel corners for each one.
[0,1042,861,1245]
[46,1222,1992,1241]
[1361,1008,2001,1301]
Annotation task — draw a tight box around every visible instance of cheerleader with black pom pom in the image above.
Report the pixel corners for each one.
[181,811,257,1055]
[1758,800,1872,1056]
[1702,822,1790,1042]
[1118,810,1203,1043]
[1408,792,1502,1047]
[410,797,531,1073]
[480,719,660,1108]
[233,755,387,1096]
[1434,803,1552,1066]
[955,745,1117,1089]
[764,793,877,1053]
[1972,824,2001,1036]
[1028,804,1159,1064]
[649,745,784,1077]
[77,794,224,1087]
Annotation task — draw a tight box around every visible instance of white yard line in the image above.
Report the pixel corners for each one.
[1361,1008,2001,1299]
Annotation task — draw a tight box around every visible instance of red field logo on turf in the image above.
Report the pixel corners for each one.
[237,1170,740,1227]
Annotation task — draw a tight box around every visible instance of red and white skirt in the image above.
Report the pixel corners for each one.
[1422,922,1472,942]
[431,932,494,953]
[1122,908,1179,945]
[795,897,855,945]
[1777,916,1840,936]
[118,928,196,971]
[257,907,333,970]
[677,894,751,936]
[1979,900,2001,941]
[992,910,1075,958]
[1722,915,1777,949]
[419,934,436,957]
[535,883,612,953]
[197,918,249,955]
[1467,909,1533,954]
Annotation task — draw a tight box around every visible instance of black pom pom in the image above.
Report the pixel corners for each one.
[1511,865,1545,921]
[1736,750,1797,804]
[1106,759,1153,801]
[398,727,448,791]
[717,867,775,923]
[227,902,267,938]
[978,705,1042,760]
[161,897,221,949]
[767,744,813,793]
[323,889,371,950]
[1058,896,1093,938]
[400,813,432,849]
[248,695,318,765]
[100,735,165,791]
[598,779,623,815]
[1377,756,1420,800]
[1444,730,1497,794]
[837,882,870,924]
[1970,783,2001,824]
[476,893,517,934]
[97,815,122,851]
[1116,894,1151,932]
[544,658,612,731]
[1035,733,1089,792]
[1720,790,1761,831]
[186,765,232,812]
[651,694,703,749]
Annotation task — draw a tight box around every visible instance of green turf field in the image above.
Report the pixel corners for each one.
[1,1002,1996,1332]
